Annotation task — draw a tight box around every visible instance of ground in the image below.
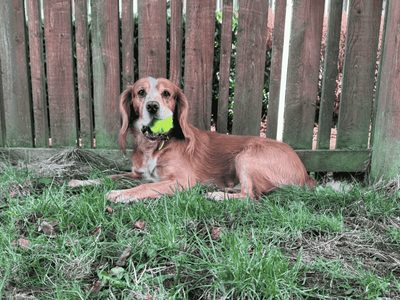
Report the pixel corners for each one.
[1,148,400,299]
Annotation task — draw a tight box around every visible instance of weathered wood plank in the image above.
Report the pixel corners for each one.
[216,0,233,134]
[370,0,389,148]
[370,0,400,181]
[170,0,183,87]
[266,0,286,140]
[0,58,5,147]
[316,0,343,150]
[138,0,167,79]
[121,0,135,89]
[232,0,268,136]
[282,0,324,149]
[0,0,33,147]
[91,0,120,149]
[44,0,77,147]
[3,147,371,173]
[336,0,383,149]
[297,149,371,172]
[27,0,49,148]
[184,0,215,130]
[75,0,94,149]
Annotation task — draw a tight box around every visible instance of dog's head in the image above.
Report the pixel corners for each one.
[119,77,193,153]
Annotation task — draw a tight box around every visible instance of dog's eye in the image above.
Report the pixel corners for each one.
[138,89,146,97]
[162,91,170,98]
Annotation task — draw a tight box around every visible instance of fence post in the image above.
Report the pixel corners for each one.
[266,0,286,139]
[0,58,5,147]
[27,0,49,148]
[184,0,215,130]
[138,0,167,79]
[91,0,120,149]
[75,0,94,149]
[170,0,183,87]
[316,0,343,150]
[216,0,233,134]
[44,0,77,147]
[370,0,400,181]
[231,0,269,136]
[282,0,324,149]
[335,0,383,149]
[121,0,135,90]
[0,0,33,147]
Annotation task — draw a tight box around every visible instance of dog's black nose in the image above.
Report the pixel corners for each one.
[146,101,159,114]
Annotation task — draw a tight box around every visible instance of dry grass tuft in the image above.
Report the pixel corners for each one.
[28,148,120,178]
[0,148,23,170]
[374,175,400,197]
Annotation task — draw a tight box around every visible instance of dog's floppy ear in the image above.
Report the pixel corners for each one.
[175,88,196,154]
[119,86,137,154]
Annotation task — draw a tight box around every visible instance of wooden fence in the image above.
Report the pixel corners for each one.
[0,0,399,180]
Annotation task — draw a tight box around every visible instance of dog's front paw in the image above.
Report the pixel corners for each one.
[67,179,102,188]
[205,192,226,201]
[106,190,139,203]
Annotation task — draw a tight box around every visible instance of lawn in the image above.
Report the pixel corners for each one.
[1,150,400,299]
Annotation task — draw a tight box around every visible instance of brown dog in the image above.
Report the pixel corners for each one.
[68,77,315,202]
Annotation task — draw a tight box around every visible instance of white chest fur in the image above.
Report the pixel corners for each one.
[134,155,160,183]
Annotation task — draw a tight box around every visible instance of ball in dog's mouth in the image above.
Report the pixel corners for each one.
[141,126,171,141]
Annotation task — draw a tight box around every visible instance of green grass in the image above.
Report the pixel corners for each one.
[1,163,400,299]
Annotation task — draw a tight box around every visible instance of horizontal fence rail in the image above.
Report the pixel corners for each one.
[0,0,398,176]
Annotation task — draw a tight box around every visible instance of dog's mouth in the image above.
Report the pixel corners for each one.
[141,126,171,141]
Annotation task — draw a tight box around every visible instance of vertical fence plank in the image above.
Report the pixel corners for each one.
[184,0,215,130]
[121,0,135,89]
[91,0,120,149]
[265,0,286,139]
[232,0,269,136]
[0,0,33,147]
[371,0,400,181]
[316,0,343,149]
[27,0,49,148]
[282,0,324,149]
[336,0,383,149]
[170,0,183,87]
[0,59,5,147]
[44,0,77,147]
[138,0,167,79]
[216,0,233,134]
[75,0,93,148]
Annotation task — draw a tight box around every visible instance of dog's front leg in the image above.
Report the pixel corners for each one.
[67,172,142,188]
[107,179,191,203]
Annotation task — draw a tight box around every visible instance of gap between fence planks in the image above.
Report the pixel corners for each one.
[27,0,49,148]
[283,0,324,150]
[336,0,383,149]
[232,0,269,136]
[0,0,33,147]
[216,0,233,134]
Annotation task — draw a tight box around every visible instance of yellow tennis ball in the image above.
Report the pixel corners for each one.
[150,116,173,134]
